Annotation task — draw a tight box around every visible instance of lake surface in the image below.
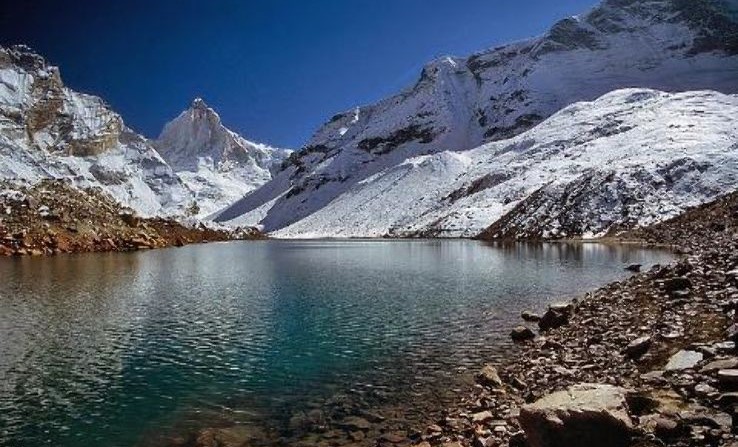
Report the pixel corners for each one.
[0,240,673,447]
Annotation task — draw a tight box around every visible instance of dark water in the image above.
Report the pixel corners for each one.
[0,240,672,446]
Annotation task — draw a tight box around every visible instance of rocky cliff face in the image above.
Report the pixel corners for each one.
[154,98,291,217]
[0,44,192,217]
[215,0,738,236]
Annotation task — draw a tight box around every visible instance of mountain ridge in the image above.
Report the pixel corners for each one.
[0,44,191,216]
[270,88,738,238]
[0,44,290,219]
[215,0,738,238]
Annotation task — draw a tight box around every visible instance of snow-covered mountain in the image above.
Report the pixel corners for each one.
[0,45,191,216]
[215,0,738,237]
[0,44,289,220]
[154,98,291,217]
[267,88,738,238]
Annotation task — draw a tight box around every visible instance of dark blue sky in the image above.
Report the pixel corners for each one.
[2,0,598,148]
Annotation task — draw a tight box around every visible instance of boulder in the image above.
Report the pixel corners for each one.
[538,306,570,331]
[476,364,503,388]
[471,410,494,424]
[519,383,633,447]
[664,350,703,371]
[625,264,642,272]
[701,357,738,373]
[662,277,692,293]
[717,369,738,388]
[643,415,683,440]
[521,311,541,322]
[511,325,536,341]
[623,336,652,359]
[717,392,738,406]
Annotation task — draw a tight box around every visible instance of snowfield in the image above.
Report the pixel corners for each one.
[268,89,738,238]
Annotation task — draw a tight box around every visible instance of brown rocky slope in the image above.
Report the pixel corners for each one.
[0,180,261,256]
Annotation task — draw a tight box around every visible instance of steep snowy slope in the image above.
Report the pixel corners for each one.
[216,0,738,231]
[270,89,738,238]
[154,99,291,217]
[0,45,191,216]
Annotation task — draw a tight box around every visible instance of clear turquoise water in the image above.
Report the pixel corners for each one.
[0,240,672,446]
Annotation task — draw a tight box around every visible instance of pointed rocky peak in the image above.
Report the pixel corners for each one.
[1,44,51,74]
[154,98,290,173]
[180,96,222,126]
[190,97,208,109]
[413,56,468,91]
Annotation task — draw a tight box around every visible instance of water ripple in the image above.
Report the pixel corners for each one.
[0,240,672,447]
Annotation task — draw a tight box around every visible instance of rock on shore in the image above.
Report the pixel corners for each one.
[519,383,633,447]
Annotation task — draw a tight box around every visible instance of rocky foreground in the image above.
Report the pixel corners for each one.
[420,191,738,447]
[0,180,261,256]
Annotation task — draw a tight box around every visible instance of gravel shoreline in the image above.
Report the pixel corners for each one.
[417,192,738,447]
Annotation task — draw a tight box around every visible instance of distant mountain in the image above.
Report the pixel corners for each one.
[0,44,191,216]
[154,98,290,217]
[0,45,290,219]
[215,0,738,237]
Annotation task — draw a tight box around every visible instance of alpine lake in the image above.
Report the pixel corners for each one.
[0,239,674,446]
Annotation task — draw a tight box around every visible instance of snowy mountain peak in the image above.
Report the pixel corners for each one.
[154,98,286,172]
[0,44,191,217]
[190,96,208,109]
[186,97,221,122]
[153,99,292,217]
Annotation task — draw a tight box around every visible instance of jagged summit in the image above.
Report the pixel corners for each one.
[190,97,208,109]
[153,99,291,216]
[154,97,287,171]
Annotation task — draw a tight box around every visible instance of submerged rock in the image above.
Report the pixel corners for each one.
[521,311,541,322]
[337,416,371,431]
[625,263,642,272]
